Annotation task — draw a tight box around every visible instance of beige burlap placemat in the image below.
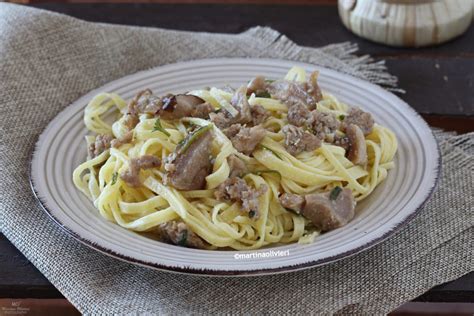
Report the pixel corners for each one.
[0,4,472,315]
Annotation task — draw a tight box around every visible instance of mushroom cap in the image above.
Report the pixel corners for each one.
[346,124,368,166]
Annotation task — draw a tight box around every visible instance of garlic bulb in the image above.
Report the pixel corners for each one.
[338,0,472,47]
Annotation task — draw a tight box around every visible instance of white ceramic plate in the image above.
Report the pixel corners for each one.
[30,58,440,276]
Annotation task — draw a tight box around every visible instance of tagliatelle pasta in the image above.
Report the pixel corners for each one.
[73,66,397,250]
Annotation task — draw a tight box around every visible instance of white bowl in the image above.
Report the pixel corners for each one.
[30,58,440,276]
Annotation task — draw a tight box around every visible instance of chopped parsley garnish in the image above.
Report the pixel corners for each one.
[329,186,342,201]
[152,118,170,137]
[338,114,345,120]
[177,138,187,148]
[255,91,271,98]
[111,172,118,185]
[177,230,188,246]
[176,124,213,155]
[264,79,275,83]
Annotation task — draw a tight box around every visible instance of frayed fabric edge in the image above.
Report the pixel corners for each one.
[243,26,405,93]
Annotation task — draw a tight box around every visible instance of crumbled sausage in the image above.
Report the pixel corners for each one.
[282,125,321,156]
[137,90,163,114]
[267,81,315,109]
[308,110,340,141]
[192,102,214,119]
[224,124,266,156]
[306,71,323,105]
[267,71,323,109]
[251,104,269,126]
[334,134,350,152]
[342,107,374,136]
[111,130,133,148]
[209,111,233,130]
[287,103,311,127]
[279,193,305,213]
[157,221,206,249]
[121,155,161,187]
[214,177,267,218]
[124,112,140,130]
[223,124,241,139]
[227,154,248,178]
[123,90,159,130]
[231,85,252,124]
[210,86,268,129]
[88,134,113,158]
[210,86,253,129]
[128,89,158,115]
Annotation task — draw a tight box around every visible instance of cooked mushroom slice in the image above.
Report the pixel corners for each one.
[280,187,356,232]
[121,155,161,188]
[224,124,266,156]
[342,107,375,136]
[279,193,305,214]
[160,94,213,120]
[88,134,113,158]
[124,90,215,126]
[303,187,355,232]
[166,125,214,190]
[247,75,267,95]
[227,154,248,178]
[157,221,206,249]
[214,177,267,218]
[346,124,368,166]
[282,125,321,156]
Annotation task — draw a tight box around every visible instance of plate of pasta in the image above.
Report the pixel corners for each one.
[31,58,439,275]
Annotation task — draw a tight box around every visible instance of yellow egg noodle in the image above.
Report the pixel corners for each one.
[73,67,397,250]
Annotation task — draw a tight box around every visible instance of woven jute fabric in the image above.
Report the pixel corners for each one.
[0,4,472,315]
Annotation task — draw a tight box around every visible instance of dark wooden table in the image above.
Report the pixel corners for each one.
[2,3,473,315]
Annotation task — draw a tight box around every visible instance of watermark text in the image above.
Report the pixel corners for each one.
[234,249,290,260]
